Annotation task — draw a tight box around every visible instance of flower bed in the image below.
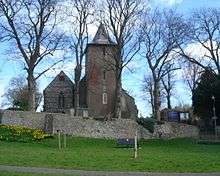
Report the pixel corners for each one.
[0,124,52,142]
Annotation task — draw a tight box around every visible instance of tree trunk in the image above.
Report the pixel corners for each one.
[74,65,82,116]
[27,72,36,111]
[153,81,161,121]
[167,93,172,109]
[150,86,155,116]
[113,47,122,119]
[114,78,122,119]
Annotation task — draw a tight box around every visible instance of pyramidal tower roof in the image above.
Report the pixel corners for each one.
[92,23,113,44]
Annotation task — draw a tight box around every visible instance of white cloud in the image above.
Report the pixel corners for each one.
[184,42,208,57]
[56,0,98,39]
[184,41,220,71]
[153,0,183,6]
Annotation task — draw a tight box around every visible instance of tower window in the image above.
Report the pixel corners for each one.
[102,93,107,105]
[103,70,106,80]
[102,47,106,56]
[58,92,65,108]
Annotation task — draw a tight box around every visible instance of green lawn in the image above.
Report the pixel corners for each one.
[0,137,220,173]
[0,172,72,176]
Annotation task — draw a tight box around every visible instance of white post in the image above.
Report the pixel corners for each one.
[58,130,61,150]
[134,131,138,158]
[64,134,67,148]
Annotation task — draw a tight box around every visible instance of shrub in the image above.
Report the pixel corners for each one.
[137,117,155,133]
[0,124,52,142]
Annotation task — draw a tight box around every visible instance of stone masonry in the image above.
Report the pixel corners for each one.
[1,110,199,139]
[43,23,138,119]
[43,71,74,113]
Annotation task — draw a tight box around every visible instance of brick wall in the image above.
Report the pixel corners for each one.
[86,44,117,117]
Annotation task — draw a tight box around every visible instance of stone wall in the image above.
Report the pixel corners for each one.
[44,71,74,113]
[0,110,199,139]
[1,110,45,129]
[152,122,199,139]
[1,110,140,139]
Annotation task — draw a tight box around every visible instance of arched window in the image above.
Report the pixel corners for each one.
[102,93,107,105]
[58,92,65,108]
[103,70,106,80]
[102,46,106,57]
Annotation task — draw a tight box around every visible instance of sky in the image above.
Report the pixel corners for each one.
[0,0,220,116]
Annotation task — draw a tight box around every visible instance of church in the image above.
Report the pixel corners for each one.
[43,24,138,119]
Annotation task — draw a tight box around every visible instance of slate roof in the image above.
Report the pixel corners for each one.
[92,23,113,44]
[44,71,74,91]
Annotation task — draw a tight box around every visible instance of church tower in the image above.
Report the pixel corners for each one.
[85,24,117,117]
[43,23,138,119]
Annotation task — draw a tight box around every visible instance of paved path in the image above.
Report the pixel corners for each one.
[0,165,220,176]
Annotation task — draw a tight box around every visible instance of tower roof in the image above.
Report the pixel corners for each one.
[92,23,112,44]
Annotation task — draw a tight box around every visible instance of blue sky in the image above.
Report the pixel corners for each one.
[1,0,220,116]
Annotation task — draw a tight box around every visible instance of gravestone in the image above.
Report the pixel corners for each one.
[44,114,53,134]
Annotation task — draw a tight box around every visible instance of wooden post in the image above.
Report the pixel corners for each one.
[63,134,67,148]
[58,130,61,150]
[134,131,138,158]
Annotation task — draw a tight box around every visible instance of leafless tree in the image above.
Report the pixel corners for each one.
[103,0,144,119]
[161,65,176,109]
[181,60,203,98]
[0,0,64,111]
[177,8,220,75]
[2,76,42,110]
[66,0,95,115]
[140,9,187,121]
[143,75,155,115]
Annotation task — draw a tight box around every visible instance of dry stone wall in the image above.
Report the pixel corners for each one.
[152,122,199,139]
[1,110,199,139]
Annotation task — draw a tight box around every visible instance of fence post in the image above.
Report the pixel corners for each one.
[134,131,138,158]
[58,130,61,150]
[63,134,67,148]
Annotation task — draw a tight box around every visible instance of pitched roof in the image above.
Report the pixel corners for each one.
[44,71,74,91]
[92,23,113,44]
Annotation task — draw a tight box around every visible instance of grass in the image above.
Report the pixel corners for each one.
[0,137,220,173]
[0,172,73,176]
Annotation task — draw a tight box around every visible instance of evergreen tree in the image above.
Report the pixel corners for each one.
[193,70,220,126]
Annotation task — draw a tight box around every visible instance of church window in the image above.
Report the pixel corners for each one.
[58,92,65,108]
[102,93,107,105]
[103,70,106,80]
[102,47,106,56]
[103,85,107,91]
[59,75,65,81]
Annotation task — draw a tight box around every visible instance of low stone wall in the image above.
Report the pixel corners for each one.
[1,110,142,139]
[0,110,199,139]
[1,110,45,129]
[152,122,199,139]
[53,117,141,139]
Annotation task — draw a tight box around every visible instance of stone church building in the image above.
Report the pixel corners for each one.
[43,24,138,119]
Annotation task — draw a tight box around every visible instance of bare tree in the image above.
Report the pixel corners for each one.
[0,0,64,111]
[143,75,155,115]
[66,0,95,115]
[140,9,187,121]
[104,0,144,119]
[161,65,176,109]
[177,8,220,75]
[2,76,42,110]
[182,60,203,98]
